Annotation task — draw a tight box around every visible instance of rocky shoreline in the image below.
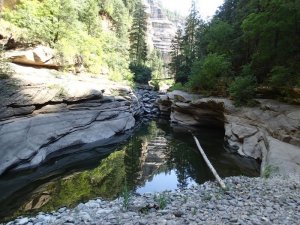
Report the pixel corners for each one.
[3,175,300,225]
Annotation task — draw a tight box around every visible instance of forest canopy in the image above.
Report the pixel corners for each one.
[169,0,300,105]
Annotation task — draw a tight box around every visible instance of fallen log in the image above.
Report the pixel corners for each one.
[192,134,227,190]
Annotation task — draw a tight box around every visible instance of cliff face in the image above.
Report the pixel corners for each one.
[144,0,180,65]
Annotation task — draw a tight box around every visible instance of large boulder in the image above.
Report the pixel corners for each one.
[5,46,59,69]
[170,101,225,127]
[0,64,142,175]
[264,137,300,176]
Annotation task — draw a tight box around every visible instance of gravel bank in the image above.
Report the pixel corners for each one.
[4,175,300,225]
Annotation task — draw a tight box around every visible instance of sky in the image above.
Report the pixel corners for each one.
[160,0,224,20]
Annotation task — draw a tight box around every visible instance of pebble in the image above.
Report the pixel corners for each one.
[4,175,300,225]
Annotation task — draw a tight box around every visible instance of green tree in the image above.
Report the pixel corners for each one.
[129,63,151,84]
[169,29,184,82]
[228,63,257,105]
[169,1,201,84]
[181,0,201,78]
[129,1,148,65]
[205,20,234,56]
[3,0,79,46]
[78,0,101,36]
[148,49,164,89]
[189,53,232,93]
[242,0,300,84]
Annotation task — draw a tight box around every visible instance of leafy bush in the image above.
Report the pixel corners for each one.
[3,0,79,46]
[0,47,12,79]
[169,82,188,91]
[189,53,232,93]
[129,63,152,84]
[229,74,256,106]
[269,66,292,88]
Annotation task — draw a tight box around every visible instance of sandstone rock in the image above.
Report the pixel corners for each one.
[5,46,59,69]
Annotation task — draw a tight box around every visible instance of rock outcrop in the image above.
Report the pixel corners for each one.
[4,46,60,69]
[156,91,300,176]
[0,64,144,175]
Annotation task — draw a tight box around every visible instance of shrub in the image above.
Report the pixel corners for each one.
[169,82,188,91]
[0,47,13,79]
[229,75,256,106]
[189,54,232,93]
[129,63,152,84]
[269,66,292,88]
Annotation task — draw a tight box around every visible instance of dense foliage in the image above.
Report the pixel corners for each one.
[1,0,142,81]
[170,0,300,104]
[1,0,165,85]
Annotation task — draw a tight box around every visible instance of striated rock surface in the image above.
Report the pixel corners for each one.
[156,91,300,176]
[145,0,181,64]
[0,64,144,175]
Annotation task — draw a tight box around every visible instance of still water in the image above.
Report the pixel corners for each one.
[0,119,260,221]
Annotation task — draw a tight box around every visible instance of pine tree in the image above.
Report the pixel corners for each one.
[169,1,200,83]
[169,28,184,82]
[129,1,148,65]
[79,0,101,36]
[182,0,200,70]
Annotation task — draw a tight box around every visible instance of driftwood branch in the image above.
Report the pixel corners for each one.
[192,134,227,189]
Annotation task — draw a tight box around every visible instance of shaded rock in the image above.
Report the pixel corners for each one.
[265,137,300,176]
[156,94,172,116]
[230,123,258,140]
[170,101,225,128]
[35,104,68,114]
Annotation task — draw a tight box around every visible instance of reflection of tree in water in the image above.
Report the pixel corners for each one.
[124,135,142,190]
[161,125,214,188]
[3,120,260,221]
[124,121,165,190]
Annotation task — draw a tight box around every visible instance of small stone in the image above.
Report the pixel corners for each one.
[173,211,184,217]
[17,218,29,225]
[58,207,66,213]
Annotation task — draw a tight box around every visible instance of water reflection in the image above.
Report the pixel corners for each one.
[0,120,260,221]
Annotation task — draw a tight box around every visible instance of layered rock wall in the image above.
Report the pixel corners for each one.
[145,0,180,65]
[0,64,145,175]
[156,91,300,176]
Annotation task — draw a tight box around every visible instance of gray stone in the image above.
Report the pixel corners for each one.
[16,217,29,225]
